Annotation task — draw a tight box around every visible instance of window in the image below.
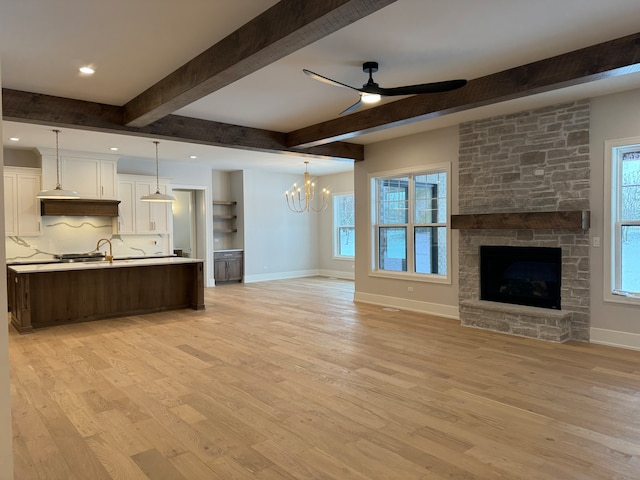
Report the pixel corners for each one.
[370,164,449,282]
[605,139,640,304]
[334,193,354,258]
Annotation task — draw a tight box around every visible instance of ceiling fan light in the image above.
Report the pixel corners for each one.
[361,93,381,104]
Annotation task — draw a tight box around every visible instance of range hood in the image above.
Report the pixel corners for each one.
[40,199,120,217]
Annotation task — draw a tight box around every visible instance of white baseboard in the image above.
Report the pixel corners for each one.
[354,291,459,320]
[590,328,640,351]
[244,269,320,283]
[318,269,355,280]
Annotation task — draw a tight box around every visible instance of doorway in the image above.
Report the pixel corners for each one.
[172,188,211,285]
[172,190,196,258]
[172,188,207,260]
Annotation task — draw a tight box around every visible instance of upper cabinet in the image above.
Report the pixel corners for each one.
[134,182,171,234]
[4,167,41,237]
[38,149,117,199]
[117,174,171,235]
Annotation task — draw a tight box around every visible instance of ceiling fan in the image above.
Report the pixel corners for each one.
[303,61,467,115]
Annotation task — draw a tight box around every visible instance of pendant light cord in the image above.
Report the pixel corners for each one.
[54,129,62,189]
[154,141,160,194]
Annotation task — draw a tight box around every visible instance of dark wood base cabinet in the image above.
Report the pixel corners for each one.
[214,251,243,284]
[9,261,205,334]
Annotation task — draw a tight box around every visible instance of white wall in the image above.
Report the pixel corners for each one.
[3,147,39,168]
[0,58,16,480]
[318,170,355,279]
[590,88,640,348]
[230,170,244,251]
[118,156,213,186]
[354,126,460,318]
[243,169,319,281]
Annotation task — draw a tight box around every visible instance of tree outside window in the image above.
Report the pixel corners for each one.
[334,193,354,258]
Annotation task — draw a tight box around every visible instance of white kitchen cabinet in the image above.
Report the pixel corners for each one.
[39,149,117,199]
[134,182,170,234]
[116,179,136,234]
[4,167,41,237]
[117,175,171,234]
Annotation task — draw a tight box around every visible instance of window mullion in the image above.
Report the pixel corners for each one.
[615,151,624,290]
[408,175,415,273]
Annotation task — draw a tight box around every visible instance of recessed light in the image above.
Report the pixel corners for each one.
[9,137,19,142]
[189,155,197,159]
[79,66,95,75]
[110,147,119,151]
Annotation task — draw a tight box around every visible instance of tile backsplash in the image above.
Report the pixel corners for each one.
[6,216,169,262]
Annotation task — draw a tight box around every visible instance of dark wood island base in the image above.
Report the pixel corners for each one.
[9,259,205,334]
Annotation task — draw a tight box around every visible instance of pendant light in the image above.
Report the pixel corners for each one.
[36,129,80,199]
[140,141,176,202]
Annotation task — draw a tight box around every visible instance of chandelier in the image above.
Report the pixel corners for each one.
[285,161,329,213]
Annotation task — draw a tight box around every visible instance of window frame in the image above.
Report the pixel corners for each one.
[604,137,640,306]
[332,192,355,260]
[368,163,451,284]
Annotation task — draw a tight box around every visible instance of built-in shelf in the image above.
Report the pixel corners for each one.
[451,210,590,230]
[213,200,239,237]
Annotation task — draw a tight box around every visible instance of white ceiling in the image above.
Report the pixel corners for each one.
[2,0,640,174]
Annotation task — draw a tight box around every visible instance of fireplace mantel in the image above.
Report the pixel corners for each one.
[451,210,590,230]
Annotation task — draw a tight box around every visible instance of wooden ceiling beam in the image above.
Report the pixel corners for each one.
[2,89,363,161]
[123,0,398,128]
[286,31,640,148]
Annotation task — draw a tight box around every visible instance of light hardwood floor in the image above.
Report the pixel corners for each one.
[8,277,640,479]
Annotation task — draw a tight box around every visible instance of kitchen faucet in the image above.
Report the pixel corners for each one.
[96,238,113,264]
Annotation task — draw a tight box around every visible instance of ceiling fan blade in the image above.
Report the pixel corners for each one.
[373,79,468,96]
[306,62,468,115]
[303,69,360,92]
[339,98,363,115]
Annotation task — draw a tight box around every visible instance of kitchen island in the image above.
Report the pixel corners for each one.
[8,257,205,333]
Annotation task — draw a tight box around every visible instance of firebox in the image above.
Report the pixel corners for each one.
[480,246,562,310]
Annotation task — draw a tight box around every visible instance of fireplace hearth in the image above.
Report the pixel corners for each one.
[480,245,562,310]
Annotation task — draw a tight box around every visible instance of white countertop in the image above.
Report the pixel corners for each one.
[8,257,203,274]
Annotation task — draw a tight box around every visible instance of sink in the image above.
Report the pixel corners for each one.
[55,252,106,263]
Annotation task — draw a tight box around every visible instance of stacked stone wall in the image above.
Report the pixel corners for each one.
[458,100,590,341]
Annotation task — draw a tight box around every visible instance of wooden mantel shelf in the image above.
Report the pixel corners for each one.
[451,210,590,230]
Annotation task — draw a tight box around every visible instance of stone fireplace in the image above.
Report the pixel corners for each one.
[456,100,591,342]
